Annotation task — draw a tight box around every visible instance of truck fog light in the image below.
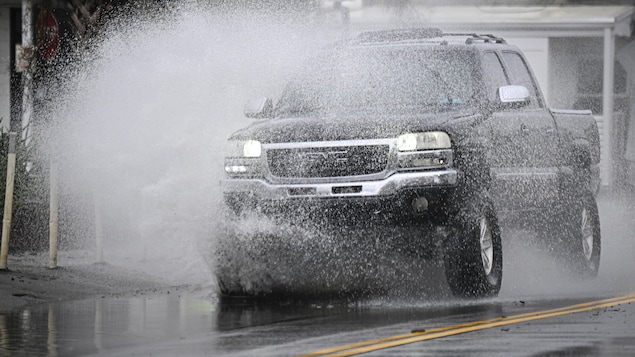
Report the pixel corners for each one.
[412,196,429,213]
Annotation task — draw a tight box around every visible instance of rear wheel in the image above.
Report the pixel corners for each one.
[559,194,601,278]
[444,199,502,298]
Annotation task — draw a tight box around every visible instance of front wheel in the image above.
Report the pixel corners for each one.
[444,200,503,298]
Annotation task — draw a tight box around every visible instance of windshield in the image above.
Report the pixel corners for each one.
[275,46,480,118]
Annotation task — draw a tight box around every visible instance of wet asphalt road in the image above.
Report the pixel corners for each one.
[1,290,634,356]
[1,193,634,356]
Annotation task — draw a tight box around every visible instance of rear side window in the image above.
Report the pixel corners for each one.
[501,51,542,109]
[481,52,508,102]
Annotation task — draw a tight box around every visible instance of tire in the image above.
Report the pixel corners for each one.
[444,198,503,298]
[558,193,601,279]
[217,276,236,296]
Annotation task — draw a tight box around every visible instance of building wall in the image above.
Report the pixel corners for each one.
[547,38,580,111]
[549,36,633,187]
[0,8,10,131]
[549,38,608,184]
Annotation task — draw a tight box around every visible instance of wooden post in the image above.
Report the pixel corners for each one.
[0,133,17,270]
[94,194,104,263]
[49,158,59,269]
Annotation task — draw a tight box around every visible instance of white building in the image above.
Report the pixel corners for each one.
[0,4,15,130]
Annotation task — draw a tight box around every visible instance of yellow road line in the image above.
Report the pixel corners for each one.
[297,292,635,357]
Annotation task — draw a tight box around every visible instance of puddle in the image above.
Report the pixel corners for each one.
[0,293,218,357]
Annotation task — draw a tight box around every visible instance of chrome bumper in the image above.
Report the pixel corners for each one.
[221,170,460,200]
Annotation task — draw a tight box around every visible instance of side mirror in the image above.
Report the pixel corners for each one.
[244,97,273,119]
[498,85,530,107]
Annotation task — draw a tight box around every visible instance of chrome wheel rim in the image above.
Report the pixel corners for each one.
[581,207,594,262]
[480,217,494,275]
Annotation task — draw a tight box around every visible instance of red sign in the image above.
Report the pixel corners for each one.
[36,10,59,63]
[15,45,34,72]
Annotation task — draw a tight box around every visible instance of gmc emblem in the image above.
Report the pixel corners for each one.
[298,150,349,164]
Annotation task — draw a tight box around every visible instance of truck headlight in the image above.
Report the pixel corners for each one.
[397,132,451,151]
[397,132,453,170]
[225,140,262,158]
[224,139,263,178]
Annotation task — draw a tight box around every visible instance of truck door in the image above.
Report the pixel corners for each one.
[485,51,560,211]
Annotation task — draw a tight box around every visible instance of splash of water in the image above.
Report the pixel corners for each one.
[39,3,331,285]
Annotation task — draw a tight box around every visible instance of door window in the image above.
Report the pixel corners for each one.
[502,51,542,109]
[482,52,509,103]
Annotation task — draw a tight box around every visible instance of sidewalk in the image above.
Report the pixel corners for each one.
[0,250,184,313]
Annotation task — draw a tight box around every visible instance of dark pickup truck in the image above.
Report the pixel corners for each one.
[219,28,601,298]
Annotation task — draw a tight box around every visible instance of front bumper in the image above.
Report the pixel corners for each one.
[221,169,460,200]
[222,169,462,250]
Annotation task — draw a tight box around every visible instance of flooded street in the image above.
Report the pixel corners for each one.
[1,194,634,356]
[2,278,635,356]
[0,2,634,356]
[2,284,635,356]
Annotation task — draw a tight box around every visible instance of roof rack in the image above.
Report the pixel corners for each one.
[357,28,444,43]
[355,28,506,45]
[443,33,507,44]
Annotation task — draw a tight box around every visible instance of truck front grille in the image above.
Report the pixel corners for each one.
[267,145,390,178]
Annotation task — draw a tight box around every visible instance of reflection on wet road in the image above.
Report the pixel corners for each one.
[0,292,216,357]
[299,293,635,357]
[1,290,635,356]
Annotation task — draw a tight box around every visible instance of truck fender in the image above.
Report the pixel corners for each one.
[568,139,593,168]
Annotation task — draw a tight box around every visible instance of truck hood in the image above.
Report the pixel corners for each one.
[228,108,480,143]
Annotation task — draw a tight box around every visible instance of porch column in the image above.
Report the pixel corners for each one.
[602,26,615,187]
[20,0,33,145]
